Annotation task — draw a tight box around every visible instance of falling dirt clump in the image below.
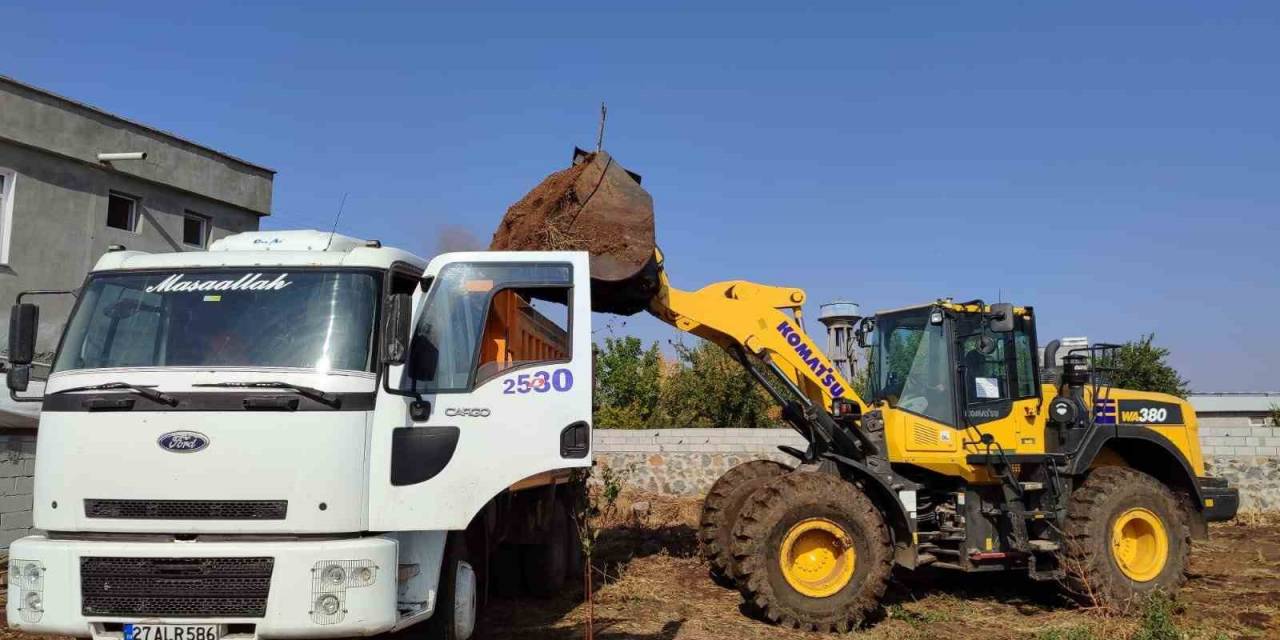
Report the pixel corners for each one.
[489,150,660,315]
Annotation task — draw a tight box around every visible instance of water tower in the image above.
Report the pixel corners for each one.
[818,301,862,382]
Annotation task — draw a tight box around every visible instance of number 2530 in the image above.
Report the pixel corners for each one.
[501,368,574,394]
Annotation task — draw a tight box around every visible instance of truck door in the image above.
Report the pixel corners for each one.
[368,252,593,531]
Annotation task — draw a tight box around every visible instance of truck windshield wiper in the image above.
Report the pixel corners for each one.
[192,381,341,408]
[48,382,178,406]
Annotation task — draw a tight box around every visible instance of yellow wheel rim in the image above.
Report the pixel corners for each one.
[1110,507,1169,582]
[778,517,856,598]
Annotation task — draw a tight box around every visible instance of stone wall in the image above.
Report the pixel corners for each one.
[0,431,36,548]
[593,428,1280,512]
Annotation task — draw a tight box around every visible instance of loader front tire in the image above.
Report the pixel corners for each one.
[1062,466,1190,610]
[732,471,892,633]
[699,459,791,584]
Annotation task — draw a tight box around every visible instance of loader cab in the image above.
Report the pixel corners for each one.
[863,302,1043,469]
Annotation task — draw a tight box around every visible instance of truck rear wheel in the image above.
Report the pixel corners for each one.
[699,459,790,585]
[732,471,892,632]
[523,502,570,597]
[1062,466,1190,610]
[422,532,477,640]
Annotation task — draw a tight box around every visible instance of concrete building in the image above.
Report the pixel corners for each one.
[0,75,274,544]
[0,74,273,364]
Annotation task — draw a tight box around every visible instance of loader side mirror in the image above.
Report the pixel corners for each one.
[381,294,413,366]
[8,303,39,365]
[855,317,875,348]
[988,303,1015,333]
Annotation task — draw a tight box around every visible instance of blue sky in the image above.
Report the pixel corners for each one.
[5,1,1277,390]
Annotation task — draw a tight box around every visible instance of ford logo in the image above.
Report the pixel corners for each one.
[157,431,209,453]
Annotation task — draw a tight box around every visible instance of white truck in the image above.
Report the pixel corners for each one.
[4,230,593,640]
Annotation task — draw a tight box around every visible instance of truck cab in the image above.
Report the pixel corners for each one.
[5,230,593,640]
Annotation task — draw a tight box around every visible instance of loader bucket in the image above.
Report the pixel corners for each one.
[489,148,660,315]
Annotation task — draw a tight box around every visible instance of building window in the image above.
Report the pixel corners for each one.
[107,192,139,232]
[1249,416,1267,427]
[0,169,13,264]
[183,212,209,248]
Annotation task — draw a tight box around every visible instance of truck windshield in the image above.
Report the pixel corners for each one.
[868,308,955,425]
[53,269,380,373]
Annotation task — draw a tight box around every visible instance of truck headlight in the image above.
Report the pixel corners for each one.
[310,560,377,625]
[314,594,341,616]
[322,565,347,586]
[8,559,45,623]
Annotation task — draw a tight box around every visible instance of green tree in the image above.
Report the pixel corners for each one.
[593,336,662,429]
[1269,403,1280,428]
[655,340,778,428]
[1101,334,1191,398]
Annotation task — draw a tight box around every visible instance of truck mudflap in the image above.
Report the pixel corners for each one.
[1198,477,1240,522]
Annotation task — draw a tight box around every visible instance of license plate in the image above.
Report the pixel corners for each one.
[123,624,220,640]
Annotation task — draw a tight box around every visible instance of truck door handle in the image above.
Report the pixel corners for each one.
[560,421,590,459]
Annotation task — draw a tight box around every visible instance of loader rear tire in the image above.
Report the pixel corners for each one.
[1062,466,1190,610]
[732,471,892,633]
[699,459,791,585]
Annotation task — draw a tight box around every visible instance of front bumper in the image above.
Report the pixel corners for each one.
[1199,476,1240,522]
[6,534,399,639]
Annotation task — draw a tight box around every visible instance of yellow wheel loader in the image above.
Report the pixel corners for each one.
[492,149,1239,632]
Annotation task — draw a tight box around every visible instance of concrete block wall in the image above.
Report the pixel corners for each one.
[594,428,1280,512]
[1197,418,1280,457]
[0,431,36,548]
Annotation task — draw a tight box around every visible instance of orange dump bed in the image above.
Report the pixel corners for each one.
[479,289,569,375]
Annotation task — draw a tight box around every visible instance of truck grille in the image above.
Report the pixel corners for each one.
[81,557,274,618]
[84,500,288,520]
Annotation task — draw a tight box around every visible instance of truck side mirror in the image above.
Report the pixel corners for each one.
[6,365,29,392]
[8,303,39,365]
[988,302,1015,333]
[381,294,413,366]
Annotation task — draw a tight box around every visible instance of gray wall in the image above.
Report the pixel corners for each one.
[593,428,1280,512]
[0,432,36,547]
[0,76,272,215]
[0,77,271,356]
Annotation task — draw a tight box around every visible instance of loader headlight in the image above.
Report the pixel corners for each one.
[24,591,42,612]
[311,560,378,625]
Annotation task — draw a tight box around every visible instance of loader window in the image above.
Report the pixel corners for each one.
[405,262,572,394]
[958,334,1010,402]
[870,310,954,425]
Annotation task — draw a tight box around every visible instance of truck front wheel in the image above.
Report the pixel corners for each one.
[422,532,477,640]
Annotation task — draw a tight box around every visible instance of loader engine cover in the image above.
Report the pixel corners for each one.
[489,150,659,315]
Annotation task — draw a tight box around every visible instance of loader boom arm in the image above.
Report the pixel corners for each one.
[646,252,868,417]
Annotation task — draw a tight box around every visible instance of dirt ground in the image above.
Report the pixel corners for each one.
[480,493,1280,640]
[2,495,1277,640]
